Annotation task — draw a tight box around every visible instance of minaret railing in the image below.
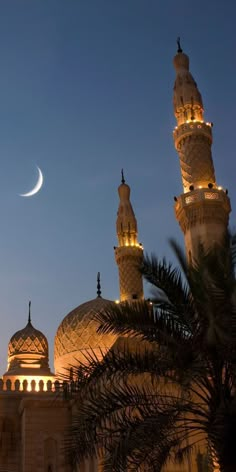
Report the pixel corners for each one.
[0,378,66,393]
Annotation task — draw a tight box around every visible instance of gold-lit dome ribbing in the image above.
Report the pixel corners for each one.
[4,302,53,378]
[54,296,117,375]
[8,320,48,359]
[115,171,144,301]
[173,43,231,259]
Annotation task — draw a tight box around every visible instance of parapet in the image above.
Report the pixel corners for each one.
[0,377,65,394]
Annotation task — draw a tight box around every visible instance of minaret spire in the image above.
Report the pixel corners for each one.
[177,37,182,53]
[121,168,125,184]
[173,46,231,259]
[114,173,143,301]
[28,300,31,324]
[97,272,102,298]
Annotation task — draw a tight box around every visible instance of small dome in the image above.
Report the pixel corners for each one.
[54,297,117,375]
[8,320,48,358]
[4,305,53,379]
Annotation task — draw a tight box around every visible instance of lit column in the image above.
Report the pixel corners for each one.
[172,40,231,260]
[114,171,144,301]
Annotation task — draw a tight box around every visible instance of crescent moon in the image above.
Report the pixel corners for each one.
[20,166,44,197]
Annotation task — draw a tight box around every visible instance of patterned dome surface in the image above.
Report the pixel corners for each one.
[8,320,48,357]
[54,297,116,361]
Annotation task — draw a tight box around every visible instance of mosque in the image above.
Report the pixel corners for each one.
[0,44,230,471]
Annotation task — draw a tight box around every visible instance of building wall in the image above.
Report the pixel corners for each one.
[0,385,72,472]
[0,393,21,471]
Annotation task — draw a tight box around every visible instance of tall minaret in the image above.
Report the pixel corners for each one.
[114,171,144,301]
[173,40,231,259]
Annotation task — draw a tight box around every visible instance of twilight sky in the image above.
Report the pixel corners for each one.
[0,0,235,373]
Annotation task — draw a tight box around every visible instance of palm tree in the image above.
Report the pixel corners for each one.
[66,239,236,472]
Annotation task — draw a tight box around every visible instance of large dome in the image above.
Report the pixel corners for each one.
[54,296,117,375]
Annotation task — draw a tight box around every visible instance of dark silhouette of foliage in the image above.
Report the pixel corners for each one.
[65,238,236,472]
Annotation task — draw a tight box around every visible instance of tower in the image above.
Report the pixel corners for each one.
[114,171,144,301]
[173,41,231,260]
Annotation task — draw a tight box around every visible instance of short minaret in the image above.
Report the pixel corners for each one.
[173,40,231,259]
[114,171,144,301]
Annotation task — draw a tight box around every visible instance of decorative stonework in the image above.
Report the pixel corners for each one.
[173,121,212,149]
[175,197,230,233]
[115,176,144,301]
[175,133,215,192]
[54,297,116,366]
[116,180,138,247]
[115,246,143,302]
[173,51,204,125]
[173,48,231,258]
[5,320,54,379]
[8,322,48,357]
[175,187,231,231]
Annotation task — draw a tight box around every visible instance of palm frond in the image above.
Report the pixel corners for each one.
[65,237,236,470]
[67,379,206,470]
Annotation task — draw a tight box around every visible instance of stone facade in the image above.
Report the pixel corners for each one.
[0,380,71,472]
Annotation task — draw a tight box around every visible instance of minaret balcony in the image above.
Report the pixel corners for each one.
[175,187,230,210]
[173,121,212,149]
[115,244,143,264]
[175,187,231,232]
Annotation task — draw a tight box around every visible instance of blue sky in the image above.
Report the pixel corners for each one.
[0,0,235,372]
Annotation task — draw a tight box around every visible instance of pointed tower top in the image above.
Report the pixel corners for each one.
[116,175,138,247]
[121,169,125,184]
[173,45,204,125]
[118,172,130,201]
[114,175,144,302]
[28,300,31,324]
[173,45,189,72]
[97,272,102,298]
[177,37,183,53]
